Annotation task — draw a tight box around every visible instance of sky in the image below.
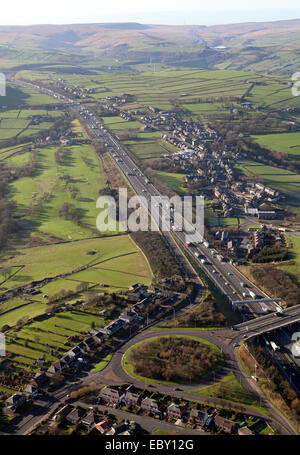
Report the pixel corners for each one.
[1,0,300,26]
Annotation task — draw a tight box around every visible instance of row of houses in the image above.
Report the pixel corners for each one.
[51,405,132,435]
[5,384,40,414]
[98,386,255,434]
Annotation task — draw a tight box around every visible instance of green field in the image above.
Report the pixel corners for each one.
[0,235,153,297]
[0,83,56,108]
[102,116,143,131]
[280,235,300,282]
[60,69,262,112]
[251,132,300,156]
[0,107,64,142]
[91,354,112,373]
[8,141,106,241]
[154,171,188,193]
[4,310,106,372]
[188,373,256,407]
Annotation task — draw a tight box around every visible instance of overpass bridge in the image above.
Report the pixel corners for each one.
[234,304,300,337]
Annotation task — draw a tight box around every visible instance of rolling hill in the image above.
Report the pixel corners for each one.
[0,19,299,73]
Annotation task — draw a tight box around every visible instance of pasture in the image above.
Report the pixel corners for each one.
[4,310,105,372]
[0,235,153,295]
[251,132,300,156]
[280,235,300,283]
[154,171,188,194]
[0,108,64,142]
[0,83,57,108]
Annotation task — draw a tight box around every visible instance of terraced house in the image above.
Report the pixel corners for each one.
[99,386,124,406]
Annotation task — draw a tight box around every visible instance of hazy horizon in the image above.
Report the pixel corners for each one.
[0,4,300,27]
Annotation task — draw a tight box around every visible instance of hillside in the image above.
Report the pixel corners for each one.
[0,19,300,73]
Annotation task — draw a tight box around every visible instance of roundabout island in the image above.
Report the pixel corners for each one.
[122,335,223,386]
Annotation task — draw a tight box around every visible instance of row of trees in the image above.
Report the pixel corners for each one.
[162,292,225,328]
[130,231,182,279]
[252,246,288,263]
[248,342,300,421]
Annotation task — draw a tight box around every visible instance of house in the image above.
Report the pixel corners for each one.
[5,393,26,411]
[141,397,161,415]
[128,283,144,291]
[258,211,276,220]
[30,372,48,388]
[99,386,124,405]
[23,384,39,398]
[189,409,209,425]
[93,332,104,344]
[61,354,75,365]
[52,404,73,422]
[119,311,140,324]
[238,426,255,435]
[47,359,67,375]
[70,346,82,358]
[102,319,127,337]
[127,292,141,302]
[95,419,112,434]
[167,403,185,420]
[66,407,85,425]
[81,411,100,429]
[123,390,142,408]
[214,415,237,434]
[108,423,130,435]
[83,337,96,350]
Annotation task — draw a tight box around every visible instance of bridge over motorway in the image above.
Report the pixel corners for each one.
[234,304,300,338]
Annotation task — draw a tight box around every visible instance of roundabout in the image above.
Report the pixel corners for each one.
[122,334,223,386]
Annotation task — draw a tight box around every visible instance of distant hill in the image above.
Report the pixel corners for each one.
[0,19,299,74]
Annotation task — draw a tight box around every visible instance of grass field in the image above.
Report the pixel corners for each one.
[280,235,300,283]
[187,372,257,407]
[154,171,188,194]
[251,132,300,156]
[0,108,64,142]
[0,235,153,296]
[91,354,112,373]
[101,115,175,163]
[4,310,105,372]
[102,116,143,131]
[8,140,106,240]
[0,83,57,108]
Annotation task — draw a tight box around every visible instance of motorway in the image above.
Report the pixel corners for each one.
[75,105,275,314]
[4,77,300,436]
[9,76,278,316]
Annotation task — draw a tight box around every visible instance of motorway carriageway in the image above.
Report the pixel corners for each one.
[9,78,278,318]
